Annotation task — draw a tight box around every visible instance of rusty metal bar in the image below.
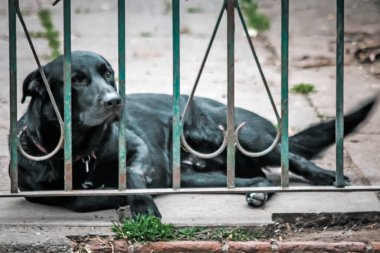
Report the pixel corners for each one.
[335,0,345,188]
[9,0,18,193]
[63,0,73,191]
[118,0,127,191]
[281,0,289,188]
[172,0,181,189]
[226,0,236,188]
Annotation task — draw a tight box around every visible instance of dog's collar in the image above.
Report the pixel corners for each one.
[23,126,49,154]
[23,126,97,161]
[75,152,97,162]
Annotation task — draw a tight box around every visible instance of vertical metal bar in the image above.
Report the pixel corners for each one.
[9,0,18,193]
[335,0,345,187]
[63,0,72,191]
[281,0,289,188]
[226,0,235,188]
[172,0,181,190]
[118,0,127,191]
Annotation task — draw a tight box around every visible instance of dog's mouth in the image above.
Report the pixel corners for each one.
[105,111,121,123]
[78,109,121,128]
[100,110,122,125]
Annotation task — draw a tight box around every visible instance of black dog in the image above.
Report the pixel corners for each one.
[14,51,375,218]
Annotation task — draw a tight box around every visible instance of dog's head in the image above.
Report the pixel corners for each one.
[22,51,122,131]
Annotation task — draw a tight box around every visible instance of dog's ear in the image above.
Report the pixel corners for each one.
[22,69,47,103]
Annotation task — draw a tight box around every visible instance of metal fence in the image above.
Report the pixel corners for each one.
[3,0,380,199]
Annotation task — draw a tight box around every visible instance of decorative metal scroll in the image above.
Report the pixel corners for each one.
[181,0,281,159]
[15,1,65,161]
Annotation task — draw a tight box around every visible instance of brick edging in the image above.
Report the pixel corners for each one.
[82,240,380,253]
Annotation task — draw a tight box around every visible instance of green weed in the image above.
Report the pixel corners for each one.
[187,7,204,14]
[31,9,60,59]
[240,0,270,32]
[176,227,209,240]
[140,32,152,37]
[291,83,316,95]
[112,214,261,243]
[112,213,175,242]
[209,227,253,241]
[75,8,90,14]
[163,1,171,15]
[176,227,260,242]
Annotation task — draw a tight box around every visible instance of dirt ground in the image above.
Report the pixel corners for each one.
[267,212,380,242]
[70,213,380,251]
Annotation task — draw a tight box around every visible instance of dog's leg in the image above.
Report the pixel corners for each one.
[126,170,162,218]
[181,168,272,207]
[121,131,162,218]
[65,196,129,212]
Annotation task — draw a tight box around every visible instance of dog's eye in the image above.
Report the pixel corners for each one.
[72,77,87,86]
[104,71,112,79]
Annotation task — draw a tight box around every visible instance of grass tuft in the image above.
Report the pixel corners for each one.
[240,0,270,32]
[112,214,260,243]
[291,83,316,95]
[30,9,60,59]
[163,1,171,15]
[112,213,175,242]
[140,32,152,38]
[187,7,204,14]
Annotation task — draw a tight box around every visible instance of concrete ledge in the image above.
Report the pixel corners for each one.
[74,240,380,253]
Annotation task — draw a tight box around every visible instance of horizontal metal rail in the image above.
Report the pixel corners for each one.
[1,186,380,197]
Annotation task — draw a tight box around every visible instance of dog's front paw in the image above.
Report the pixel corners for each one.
[333,175,351,187]
[129,195,162,219]
[116,205,131,222]
[245,192,268,207]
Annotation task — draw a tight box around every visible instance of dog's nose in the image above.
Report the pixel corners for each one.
[103,93,122,109]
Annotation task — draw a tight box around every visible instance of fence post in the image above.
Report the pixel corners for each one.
[172,0,181,190]
[63,0,73,191]
[118,0,127,191]
[9,0,18,193]
[281,0,289,188]
[226,0,235,188]
[335,0,345,187]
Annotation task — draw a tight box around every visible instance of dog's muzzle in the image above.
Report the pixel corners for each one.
[103,93,122,120]
[103,93,122,110]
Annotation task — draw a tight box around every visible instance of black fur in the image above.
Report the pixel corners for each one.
[13,51,376,217]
